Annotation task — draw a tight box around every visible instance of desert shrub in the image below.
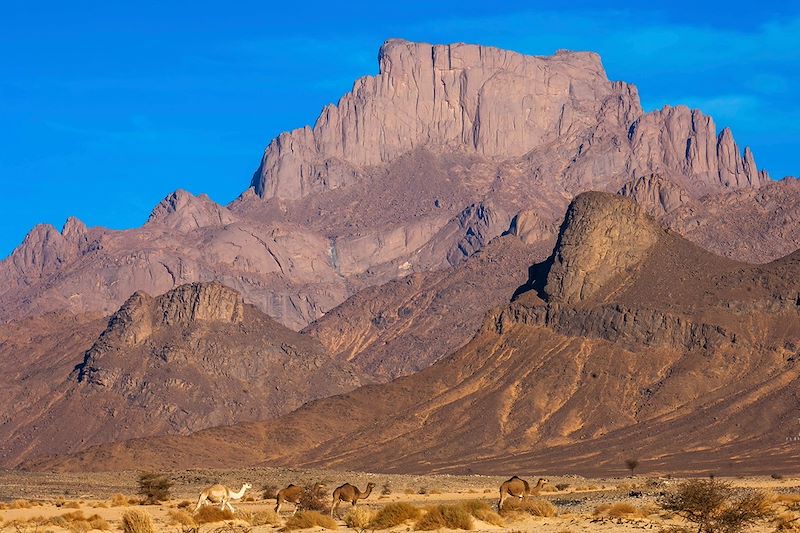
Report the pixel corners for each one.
[1,499,34,509]
[176,499,193,509]
[460,500,504,526]
[262,484,279,500]
[344,507,375,529]
[110,493,134,507]
[773,474,785,480]
[168,509,197,527]
[661,478,773,533]
[774,511,800,530]
[63,501,81,509]
[284,510,337,530]
[253,509,282,526]
[555,483,570,491]
[500,498,557,518]
[625,458,640,474]
[418,487,428,495]
[606,503,638,518]
[370,502,422,529]
[194,505,235,524]
[593,504,611,516]
[121,508,157,533]
[136,471,173,504]
[381,483,392,496]
[237,509,281,526]
[415,505,474,530]
[298,482,328,512]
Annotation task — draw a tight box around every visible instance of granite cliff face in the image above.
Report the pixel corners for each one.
[252,40,764,201]
[0,40,792,332]
[33,193,799,474]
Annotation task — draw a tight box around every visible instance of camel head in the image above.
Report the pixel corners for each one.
[366,482,376,489]
[243,482,253,490]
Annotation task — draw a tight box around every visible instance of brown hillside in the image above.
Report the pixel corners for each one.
[29,192,799,474]
[2,282,363,467]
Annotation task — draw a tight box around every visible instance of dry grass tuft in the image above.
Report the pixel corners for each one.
[110,493,136,507]
[344,507,375,529]
[167,509,197,527]
[460,500,504,526]
[606,502,638,517]
[194,505,235,524]
[283,510,338,530]
[775,511,800,530]
[238,509,282,526]
[500,498,557,518]
[370,502,422,529]
[121,508,157,533]
[415,505,474,530]
[0,499,36,509]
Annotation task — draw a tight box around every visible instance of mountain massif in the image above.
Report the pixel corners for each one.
[29,193,799,474]
[1,39,798,473]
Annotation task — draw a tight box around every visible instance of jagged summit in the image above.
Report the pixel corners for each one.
[250,39,765,202]
[147,189,235,231]
[87,281,245,351]
[543,192,664,304]
[251,39,638,200]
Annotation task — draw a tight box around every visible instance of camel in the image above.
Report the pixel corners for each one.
[330,482,375,517]
[498,476,548,510]
[194,482,252,513]
[275,482,326,515]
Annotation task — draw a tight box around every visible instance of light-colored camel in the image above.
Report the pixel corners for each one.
[498,476,548,510]
[194,482,252,512]
[275,482,326,515]
[330,482,375,517]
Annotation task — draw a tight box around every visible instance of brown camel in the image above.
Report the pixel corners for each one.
[330,482,375,517]
[275,482,326,515]
[498,476,548,510]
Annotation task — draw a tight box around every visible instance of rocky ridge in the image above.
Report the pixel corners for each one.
[0,282,364,467]
[28,192,799,474]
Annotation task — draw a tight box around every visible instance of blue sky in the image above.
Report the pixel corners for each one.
[1,1,798,258]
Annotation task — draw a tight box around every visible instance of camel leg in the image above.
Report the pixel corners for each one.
[498,492,505,511]
[275,499,282,514]
[330,499,338,518]
[194,495,205,513]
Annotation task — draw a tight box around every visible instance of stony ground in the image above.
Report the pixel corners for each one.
[0,469,797,532]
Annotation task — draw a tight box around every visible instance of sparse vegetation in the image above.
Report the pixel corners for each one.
[168,509,197,527]
[121,508,157,533]
[555,483,571,491]
[499,497,557,518]
[136,471,173,504]
[298,482,329,512]
[194,505,235,524]
[415,504,474,530]
[369,502,423,529]
[284,510,338,530]
[110,493,136,507]
[381,483,392,495]
[253,509,283,526]
[344,507,375,530]
[460,500,504,526]
[660,478,773,533]
[625,458,640,475]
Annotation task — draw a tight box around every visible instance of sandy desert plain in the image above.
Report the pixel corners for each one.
[0,468,798,533]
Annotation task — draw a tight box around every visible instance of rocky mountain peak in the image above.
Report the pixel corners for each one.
[147,189,235,231]
[543,192,664,304]
[95,282,245,348]
[252,39,635,200]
